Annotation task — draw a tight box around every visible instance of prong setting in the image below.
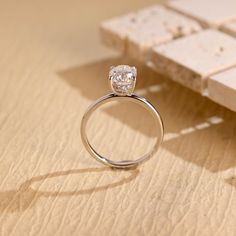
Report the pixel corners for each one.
[109,65,137,96]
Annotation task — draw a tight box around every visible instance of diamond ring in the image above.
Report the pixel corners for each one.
[81,65,164,169]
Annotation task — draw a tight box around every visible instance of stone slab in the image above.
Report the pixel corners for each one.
[152,30,236,93]
[221,21,236,38]
[100,13,137,52]
[127,5,201,61]
[208,67,236,112]
[100,5,202,61]
[166,0,236,28]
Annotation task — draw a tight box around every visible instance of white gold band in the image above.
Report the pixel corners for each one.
[81,93,164,169]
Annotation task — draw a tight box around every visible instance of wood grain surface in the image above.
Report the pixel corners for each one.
[0,0,236,235]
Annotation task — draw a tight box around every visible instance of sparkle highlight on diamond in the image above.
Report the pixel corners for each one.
[109,65,137,96]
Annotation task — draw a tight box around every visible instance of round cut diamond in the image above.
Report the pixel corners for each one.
[109,65,137,96]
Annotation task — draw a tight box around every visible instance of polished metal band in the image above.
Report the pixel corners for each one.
[81,93,164,169]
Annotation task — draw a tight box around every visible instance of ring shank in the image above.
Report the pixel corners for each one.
[81,93,164,169]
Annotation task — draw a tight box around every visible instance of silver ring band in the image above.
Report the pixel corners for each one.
[81,93,164,169]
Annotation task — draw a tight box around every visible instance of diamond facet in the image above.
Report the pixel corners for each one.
[109,65,137,96]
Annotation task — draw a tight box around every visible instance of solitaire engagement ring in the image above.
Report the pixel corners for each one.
[81,65,164,169]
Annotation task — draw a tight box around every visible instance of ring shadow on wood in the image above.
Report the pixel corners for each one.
[58,56,236,173]
[0,167,139,213]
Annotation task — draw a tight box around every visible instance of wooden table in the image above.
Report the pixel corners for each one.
[0,0,235,235]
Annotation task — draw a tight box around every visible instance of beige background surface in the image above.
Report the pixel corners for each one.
[0,0,236,235]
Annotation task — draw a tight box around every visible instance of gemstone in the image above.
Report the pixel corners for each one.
[109,65,137,96]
